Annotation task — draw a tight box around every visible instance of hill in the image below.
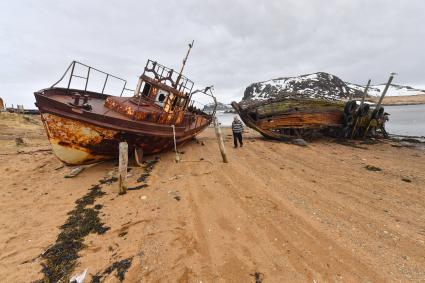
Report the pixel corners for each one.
[242,72,425,104]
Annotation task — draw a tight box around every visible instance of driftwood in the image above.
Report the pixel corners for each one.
[64,162,103,178]
[64,167,85,178]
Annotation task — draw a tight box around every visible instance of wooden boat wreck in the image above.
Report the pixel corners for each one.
[231,97,345,139]
[34,44,216,165]
[231,74,394,140]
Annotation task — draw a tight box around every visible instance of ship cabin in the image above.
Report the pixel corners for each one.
[103,59,211,128]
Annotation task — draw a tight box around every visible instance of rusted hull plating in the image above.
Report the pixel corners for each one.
[34,57,215,165]
[41,113,204,165]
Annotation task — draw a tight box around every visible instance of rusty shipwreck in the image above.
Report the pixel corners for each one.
[35,43,216,165]
[231,74,394,140]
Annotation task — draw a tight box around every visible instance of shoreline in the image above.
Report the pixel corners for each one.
[366,94,425,106]
[381,102,425,106]
[366,101,425,106]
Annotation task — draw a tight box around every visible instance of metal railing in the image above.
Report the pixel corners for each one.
[51,61,134,97]
[190,86,217,116]
[49,61,216,129]
[143,60,194,94]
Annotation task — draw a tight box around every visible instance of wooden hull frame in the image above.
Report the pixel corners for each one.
[231,98,345,140]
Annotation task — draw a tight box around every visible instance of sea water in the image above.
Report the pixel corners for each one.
[384,104,425,137]
[216,112,240,127]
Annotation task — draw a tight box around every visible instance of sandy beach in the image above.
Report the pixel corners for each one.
[1,112,425,282]
[369,94,425,106]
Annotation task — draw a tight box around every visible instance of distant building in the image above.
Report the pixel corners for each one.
[0,97,4,110]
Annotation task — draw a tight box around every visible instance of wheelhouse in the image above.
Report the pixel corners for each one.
[133,59,194,114]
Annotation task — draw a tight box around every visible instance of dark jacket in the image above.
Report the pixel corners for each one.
[232,120,244,133]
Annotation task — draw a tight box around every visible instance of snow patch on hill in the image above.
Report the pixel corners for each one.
[242,71,425,102]
[244,72,353,101]
[202,102,233,112]
[345,83,425,97]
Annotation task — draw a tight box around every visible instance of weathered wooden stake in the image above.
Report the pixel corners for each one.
[360,79,371,107]
[118,142,128,194]
[134,148,144,167]
[376,73,396,108]
[213,117,228,163]
[171,125,181,163]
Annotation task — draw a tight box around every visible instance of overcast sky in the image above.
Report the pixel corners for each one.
[1,0,424,108]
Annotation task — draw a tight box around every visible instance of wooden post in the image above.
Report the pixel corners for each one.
[134,148,144,167]
[363,73,396,138]
[118,142,128,195]
[171,125,181,163]
[360,79,371,107]
[376,73,395,109]
[213,117,228,163]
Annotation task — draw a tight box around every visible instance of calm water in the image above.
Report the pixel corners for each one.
[216,104,425,137]
[384,104,425,137]
[216,112,240,127]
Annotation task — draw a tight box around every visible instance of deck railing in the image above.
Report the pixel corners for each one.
[50,61,215,128]
[51,61,134,97]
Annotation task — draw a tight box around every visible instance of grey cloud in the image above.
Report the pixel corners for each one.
[0,0,424,107]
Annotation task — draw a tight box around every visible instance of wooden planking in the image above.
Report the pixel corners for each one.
[255,99,344,118]
[257,111,343,129]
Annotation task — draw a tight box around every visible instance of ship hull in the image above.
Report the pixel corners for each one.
[34,58,215,165]
[232,98,345,140]
[40,112,203,165]
[35,88,211,165]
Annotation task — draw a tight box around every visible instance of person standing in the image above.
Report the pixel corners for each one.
[231,116,244,148]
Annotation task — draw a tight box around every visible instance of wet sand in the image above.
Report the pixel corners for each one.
[1,113,425,282]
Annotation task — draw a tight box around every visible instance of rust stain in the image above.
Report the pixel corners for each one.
[42,113,119,164]
[40,112,210,165]
[43,113,117,145]
[34,58,215,165]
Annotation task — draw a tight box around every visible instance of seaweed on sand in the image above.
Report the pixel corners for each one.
[127,184,148,191]
[128,158,159,190]
[90,257,133,282]
[136,158,159,183]
[36,184,112,283]
[250,272,264,283]
[334,139,368,150]
[99,176,118,185]
[36,157,158,282]
[365,165,382,172]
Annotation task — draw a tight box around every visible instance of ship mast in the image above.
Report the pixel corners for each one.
[175,40,194,88]
[376,73,396,110]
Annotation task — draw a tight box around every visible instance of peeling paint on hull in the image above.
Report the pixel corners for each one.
[41,113,119,164]
[50,141,111,165]
[41,113,201,165]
